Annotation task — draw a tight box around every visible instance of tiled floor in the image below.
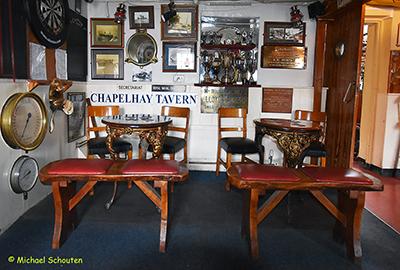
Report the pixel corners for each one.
[353,161,400,234]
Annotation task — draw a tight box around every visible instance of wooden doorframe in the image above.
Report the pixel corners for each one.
[313,0,366,168]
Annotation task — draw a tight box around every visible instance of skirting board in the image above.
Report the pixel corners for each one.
[358,158,400,177]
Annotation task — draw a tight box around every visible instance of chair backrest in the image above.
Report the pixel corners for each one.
[87,105,120,139]
[161,106,190,140]
[295,110,327,143]
[218,108,247,140]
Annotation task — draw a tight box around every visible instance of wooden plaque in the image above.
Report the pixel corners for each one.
[262,88,293,113]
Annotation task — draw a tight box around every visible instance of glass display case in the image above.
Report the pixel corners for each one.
[196,16,260,87]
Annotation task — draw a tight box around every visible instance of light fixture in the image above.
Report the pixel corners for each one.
[162,0,176,22]
[114,3,126,24]
[290,5,303,27]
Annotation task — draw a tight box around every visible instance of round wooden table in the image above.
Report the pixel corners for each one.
[102,114,172,160]
[253,118,322,168]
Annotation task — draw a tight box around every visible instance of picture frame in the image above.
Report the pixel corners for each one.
[91,49,124,79]
[129,6,154,29]
[161,5,198,40]
[91,18,124,47]
[264,22,306,46]
[162,41,197,72]
[67,92,86,143]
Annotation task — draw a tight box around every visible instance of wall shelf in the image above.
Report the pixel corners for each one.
[194,83,261,87]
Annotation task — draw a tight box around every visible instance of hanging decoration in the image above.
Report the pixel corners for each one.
[290,5,303,26]
[114,3,126,24]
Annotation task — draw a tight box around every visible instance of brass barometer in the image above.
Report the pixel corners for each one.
[1,92,48,151]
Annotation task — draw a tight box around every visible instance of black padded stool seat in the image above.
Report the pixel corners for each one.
[219,137,263,154]
[147,136,186,155]
[298,141,326,167]
[87,137,132,156]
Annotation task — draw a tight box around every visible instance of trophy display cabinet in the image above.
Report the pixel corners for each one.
[195,16,260,87]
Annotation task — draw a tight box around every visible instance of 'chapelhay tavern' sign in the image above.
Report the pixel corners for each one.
[89,91,198,106]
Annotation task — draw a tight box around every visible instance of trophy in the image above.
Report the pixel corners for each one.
[211,62,221,84]
[221,52,233,84]
[245,52,257,85]
[201,51,213,84]
[234,53,245,85]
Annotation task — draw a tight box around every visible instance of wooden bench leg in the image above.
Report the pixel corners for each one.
[241,188,260,261]
[159,181,168,252]
[51,181,79,249]
[333,190,365,264]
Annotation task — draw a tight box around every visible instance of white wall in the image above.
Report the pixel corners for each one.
[86,2,317,169]
[0,80,86,234]
[0,1,317,233]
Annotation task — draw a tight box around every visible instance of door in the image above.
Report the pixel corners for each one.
[318,2,365,168]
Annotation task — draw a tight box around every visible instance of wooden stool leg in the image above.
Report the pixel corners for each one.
[159,181,168,252]
[333,190,365,264]
[51,181,79,249]
[241,188,260,261]
[225,153,232,191]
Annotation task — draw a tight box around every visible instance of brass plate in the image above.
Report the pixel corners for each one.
[261,45,307,69]
[201,87,248,113]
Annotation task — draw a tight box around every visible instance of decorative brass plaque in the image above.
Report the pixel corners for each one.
[201,87,248,113]
[261,46,307,69]
[262,88,293,113]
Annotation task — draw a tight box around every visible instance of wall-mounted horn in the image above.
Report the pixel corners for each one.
[48,78,73,133]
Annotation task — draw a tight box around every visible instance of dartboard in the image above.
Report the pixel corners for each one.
[24,0,70,49]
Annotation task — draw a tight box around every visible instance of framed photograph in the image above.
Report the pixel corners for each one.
[161,5,198,40]
[162,41,197,72]
[67,92,86,143]
[91,49,124,79]
[91,18,124,47]
[129,6,154,29]
[264,22,306,46]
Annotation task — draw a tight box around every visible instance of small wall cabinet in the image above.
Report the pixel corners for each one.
[196,16,260,87]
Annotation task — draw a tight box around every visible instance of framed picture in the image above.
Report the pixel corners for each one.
[162,41,197,72]
[91,49,124,79]
[161,5,198,40]
[91,18,124,47]
[129,6,154,29]
[264,22,306,46]
[67,92,86,143]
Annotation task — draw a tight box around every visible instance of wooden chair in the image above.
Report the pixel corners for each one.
[295,110,327,167]
[140,106,190,192]
[86,105,132,160]
[141,106,190,163]
[216,107,264,190]
[86,103,133,197]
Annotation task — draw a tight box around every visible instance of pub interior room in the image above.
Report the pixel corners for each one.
[0,0,400,269]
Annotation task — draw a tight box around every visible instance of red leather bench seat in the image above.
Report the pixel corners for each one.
[47,159,114,175]
[301,167,373,184]
[236,164,300,181]
[122,159,179,175]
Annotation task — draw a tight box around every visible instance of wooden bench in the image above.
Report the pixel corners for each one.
[226,164,384,263]
[39,158,189,252]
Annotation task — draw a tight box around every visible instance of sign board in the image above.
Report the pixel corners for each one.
[261,46,307,69]
[201,87,248,113]
[262,88,293,113]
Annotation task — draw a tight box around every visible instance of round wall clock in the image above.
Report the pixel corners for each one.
[1,92,48,151]
[23,0,70,49]
[10,156,39,199]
